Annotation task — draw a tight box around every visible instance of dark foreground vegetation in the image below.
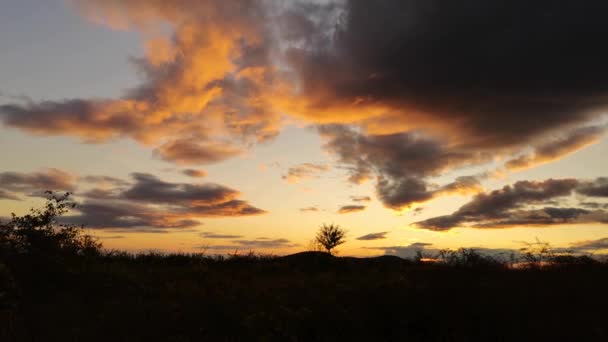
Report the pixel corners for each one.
[2,194,608,341]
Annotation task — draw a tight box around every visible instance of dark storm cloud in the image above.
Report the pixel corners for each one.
[337,205,366,214]
[292,0,608,147]
[356,232,388,241]
[289,1,608,207]
[415,178,608,230]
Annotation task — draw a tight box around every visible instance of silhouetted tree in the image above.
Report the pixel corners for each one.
[315,223,346,255]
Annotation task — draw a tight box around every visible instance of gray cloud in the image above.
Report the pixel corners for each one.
[122,173,240,205]
[356,232,388,240]
[578,178,608,197]
[182,169,208,178]
[320,125,486,209]
[282,163,330,184]
[506,125,606,170]
[201,232,244,239]
[68,172,266,232]
[0,169,76,200]
[350,195,371,202]
[337,205,366,214]
[571,238,608,251]
[64,200,201,231]
[415,178,608,231]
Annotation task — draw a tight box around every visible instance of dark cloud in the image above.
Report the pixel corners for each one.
[571,238,608,251]
[187,199,266,217]
[64,200,201,231]
[320,125,485,209]
[201,232,244,239]
[356,232,388,241]
[506,126,606,170]
[122,173,239,205]
[65,172,266,232]
[578,178,608,197]
[182,169,208,178]
[2,0,607,220]
[350,196,371,202]
[282,163,329,184]
[0,169,76,200]
[337,204,366,214]
[291,0,608,148]
[0,100,140,142]
[299,206,319,213]
[415,178,608,230]
[289,1,608,208]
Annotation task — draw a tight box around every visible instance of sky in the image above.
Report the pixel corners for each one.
[1,0,608,257]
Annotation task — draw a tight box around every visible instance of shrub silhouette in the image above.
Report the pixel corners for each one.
[0,191,101,260]
[437,248,503,268]
[315,223,346,255]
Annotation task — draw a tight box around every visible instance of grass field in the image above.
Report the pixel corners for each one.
[2,250,608,341]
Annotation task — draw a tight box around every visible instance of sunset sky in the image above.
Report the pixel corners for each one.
[1,0,608,257]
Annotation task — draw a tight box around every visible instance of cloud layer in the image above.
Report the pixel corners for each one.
[415,178,608,231]
[0,169,265,232]
[1,1,607,214]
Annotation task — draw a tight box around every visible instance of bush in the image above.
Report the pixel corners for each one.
[0,191,101,261]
